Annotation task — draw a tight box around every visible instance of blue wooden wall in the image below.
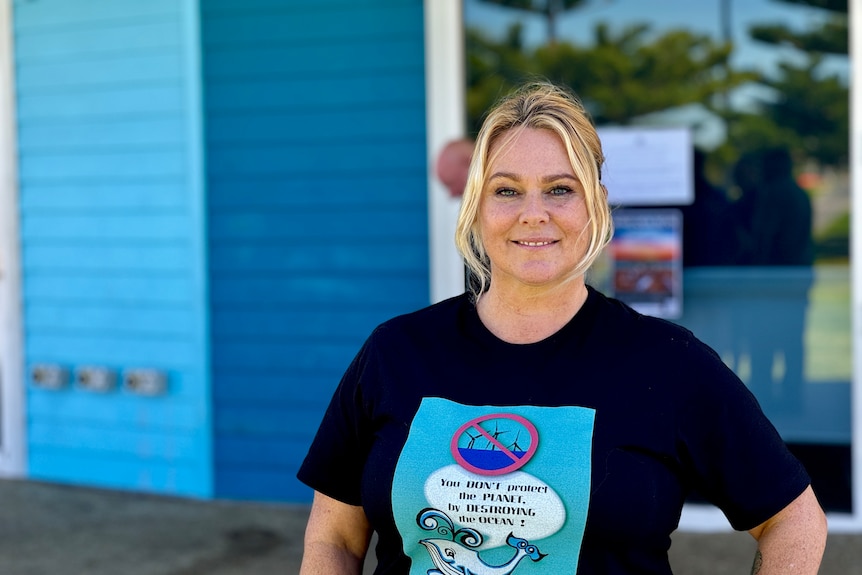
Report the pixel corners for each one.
[14,0,211,496]
[201,0,429,501]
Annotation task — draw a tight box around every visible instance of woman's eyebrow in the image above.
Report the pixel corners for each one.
[487,172,578,183]
[541,173,579,184]
[487,171,521,182]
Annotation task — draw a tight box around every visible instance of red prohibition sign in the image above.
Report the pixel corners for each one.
[450,413,539,476]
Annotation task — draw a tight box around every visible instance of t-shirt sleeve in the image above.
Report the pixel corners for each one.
[677,337,811,531]
[296,332,378,506]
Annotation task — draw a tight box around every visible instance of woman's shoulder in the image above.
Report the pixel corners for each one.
[590,288,694,338]
[588,287,715,359]
[589,289,739,398]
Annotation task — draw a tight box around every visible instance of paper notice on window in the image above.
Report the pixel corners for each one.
[598,127,693,206]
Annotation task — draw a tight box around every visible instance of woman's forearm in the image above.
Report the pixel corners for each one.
[749,486,827,574]
[300,541,365,575]
[300,492,372,575]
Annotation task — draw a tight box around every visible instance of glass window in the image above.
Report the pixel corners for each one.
[463,0,851,512]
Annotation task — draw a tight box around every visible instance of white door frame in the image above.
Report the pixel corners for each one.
[0,0,25,477]
[845,0,862,530]
[424,0,468,304]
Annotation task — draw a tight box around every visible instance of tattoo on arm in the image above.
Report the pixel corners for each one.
[750,550,763,575]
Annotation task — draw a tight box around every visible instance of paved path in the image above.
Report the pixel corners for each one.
[0,479,857,574]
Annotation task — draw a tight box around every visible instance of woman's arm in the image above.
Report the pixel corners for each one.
[300,491,373,575]
[747,485,827,574]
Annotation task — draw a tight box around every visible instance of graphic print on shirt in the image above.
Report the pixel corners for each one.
[392,398,595,574]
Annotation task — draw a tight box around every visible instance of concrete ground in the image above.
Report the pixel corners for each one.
[0,479,858,574]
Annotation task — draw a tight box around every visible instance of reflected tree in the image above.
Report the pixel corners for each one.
[736,0,849,166]
[464,0,849,175]
[465,21,755,133]
[536,23,755,126]
[476,0,588,45]
[749,0,847,55]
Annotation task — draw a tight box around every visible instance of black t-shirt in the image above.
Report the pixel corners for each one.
[298,287,810,574]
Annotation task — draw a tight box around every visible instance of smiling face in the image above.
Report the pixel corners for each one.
[477,127,590,293]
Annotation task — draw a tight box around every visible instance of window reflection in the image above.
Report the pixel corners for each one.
[463,0,851,511]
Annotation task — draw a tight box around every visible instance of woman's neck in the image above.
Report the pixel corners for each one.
[476,281,588,344]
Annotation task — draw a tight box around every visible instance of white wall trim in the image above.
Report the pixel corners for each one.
[181,0,213,496]
[848,0,862,529]
[424,0,467,303]
[678,507,862,534]
[0,0,26,477]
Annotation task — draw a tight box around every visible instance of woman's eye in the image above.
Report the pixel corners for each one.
[495,188,517,197]
[549,185,573,196]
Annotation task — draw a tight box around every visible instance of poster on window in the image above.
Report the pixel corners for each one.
[609,209,683,319]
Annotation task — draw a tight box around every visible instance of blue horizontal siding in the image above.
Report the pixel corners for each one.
[17,85,184,121]
[210,275,428,306]
[22,212,190,240]
[213,373,340,405]
[204,39,422,79]
[214,468,311,503]
[207,106,425,144]
[215,426,324,503]
[216,407,326,438]
[29,450,206,495]
[14,0,210,497]
[19,149,186,180]
[24,243,192,273]
[210,342,360,374]
[208,175,428,208]
[203,0,428,502]
[203,4,422,45]
[19,118,185,151]
[14,20,182,61]
[20,181,187,210]
[29,422,202,459]
[28,390,205,425]
[14,0,178,31]
[215,437,318,468]
[209,209,426,240]
[25,274,193,304]
[206,140,425,176]
[16,54,184,90]
[205,72,425,112]
[209,242,427,273]
[26,304,196,337]
[26,334,197,367]
[204,0,419,11]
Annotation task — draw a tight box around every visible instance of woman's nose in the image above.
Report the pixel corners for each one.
[520,191,549,224]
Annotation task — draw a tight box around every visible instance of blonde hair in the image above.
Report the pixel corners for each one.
[455,82,614,299]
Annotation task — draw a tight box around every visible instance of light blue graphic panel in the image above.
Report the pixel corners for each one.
[393,398,595,575]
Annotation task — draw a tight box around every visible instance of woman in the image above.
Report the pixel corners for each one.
[298,82,826,574]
